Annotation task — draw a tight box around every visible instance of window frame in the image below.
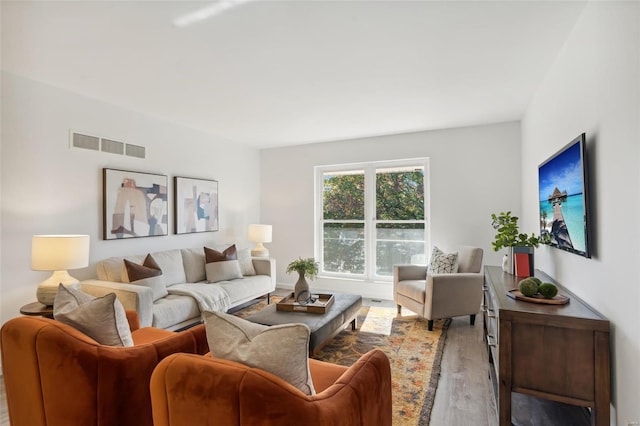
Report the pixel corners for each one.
[315,158,430,282]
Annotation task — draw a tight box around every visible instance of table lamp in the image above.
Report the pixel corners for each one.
[31,235,90,305]
[248,224,272,258]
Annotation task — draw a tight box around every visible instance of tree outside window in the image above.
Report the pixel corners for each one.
[322,171,365,274]
[375,166,425,276]
[319,160,427,280]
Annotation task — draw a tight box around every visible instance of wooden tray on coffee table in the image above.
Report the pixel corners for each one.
[276,293,335,314]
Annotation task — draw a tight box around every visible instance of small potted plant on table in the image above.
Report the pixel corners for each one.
[491,211,549,275]
[286,257,319,304]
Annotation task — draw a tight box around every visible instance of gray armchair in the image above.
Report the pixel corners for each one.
[393,246,484,330]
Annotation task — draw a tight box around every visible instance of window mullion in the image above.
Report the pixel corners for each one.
[365,166,376,280]
[316,169,325,269]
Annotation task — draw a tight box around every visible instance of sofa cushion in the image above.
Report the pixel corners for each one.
[97,254,144,282]
[53,284,134,347]
[149,250,187,286]
[237,248,256,276]
[204,245,237,263]
[152,294,200,330]
[203,311,315,395]
[215,275,272,304]
[206,260,243,283]
[181,247,206,283]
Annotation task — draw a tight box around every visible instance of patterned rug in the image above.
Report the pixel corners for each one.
[233,296,450,426]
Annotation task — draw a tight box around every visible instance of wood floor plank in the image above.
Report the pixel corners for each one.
[0,374,6,426]
[429,316,498,426]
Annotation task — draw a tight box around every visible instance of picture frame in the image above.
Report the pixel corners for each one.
[103,168,168,240]
[174,176,219,234]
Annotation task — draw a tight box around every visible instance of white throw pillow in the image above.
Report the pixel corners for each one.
[53,284,134,347]
[237,248,256,276]
[427,246,459,274]
[203,311,315,395]
[130,275,167,302]
[205,260,243,283]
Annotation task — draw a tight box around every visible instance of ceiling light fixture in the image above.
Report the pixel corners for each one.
[173,0,252,27]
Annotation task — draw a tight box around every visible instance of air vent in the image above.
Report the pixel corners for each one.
[72,133,99,151]
[101,139,125,155]
[126,143,145,159]
[69,130,146,159]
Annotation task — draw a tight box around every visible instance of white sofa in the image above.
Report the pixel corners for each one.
[80,248,275,331]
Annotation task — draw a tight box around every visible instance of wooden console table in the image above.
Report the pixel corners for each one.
[483,266,610,425]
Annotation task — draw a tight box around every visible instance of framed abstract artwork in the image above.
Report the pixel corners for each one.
[174,176,219,234]
[103,168,168,240]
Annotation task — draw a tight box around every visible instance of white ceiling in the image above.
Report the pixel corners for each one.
[1,1,587,149]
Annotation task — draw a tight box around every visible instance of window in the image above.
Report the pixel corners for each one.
[321,170,366,275]
[316,159,428,281]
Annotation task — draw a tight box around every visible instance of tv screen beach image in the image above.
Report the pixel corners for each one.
[538,140,588,256]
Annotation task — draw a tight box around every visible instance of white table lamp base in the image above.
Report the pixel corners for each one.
[36,270,80,306]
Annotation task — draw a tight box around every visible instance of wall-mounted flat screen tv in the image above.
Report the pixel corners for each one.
[538,133,591,258]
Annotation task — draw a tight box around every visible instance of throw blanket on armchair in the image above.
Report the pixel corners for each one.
[168,284,231,313]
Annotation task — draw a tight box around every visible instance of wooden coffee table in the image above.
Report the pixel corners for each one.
[245,293,362,356]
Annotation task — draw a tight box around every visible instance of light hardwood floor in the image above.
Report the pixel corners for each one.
[362,297,497,425]
[0,377,5,426]
[429,315,497,425]
[0,300,497,426]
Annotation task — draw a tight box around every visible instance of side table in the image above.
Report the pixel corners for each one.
[20,301,54,319]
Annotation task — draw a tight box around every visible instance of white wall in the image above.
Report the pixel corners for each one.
[260,122,521,299]
[0,72,262,326]
[521,2,640,424]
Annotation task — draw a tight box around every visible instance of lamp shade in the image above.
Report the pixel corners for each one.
[248,224,272,243]
[31,235,90,305]
[248,224,272,258]
[32,235,90,271]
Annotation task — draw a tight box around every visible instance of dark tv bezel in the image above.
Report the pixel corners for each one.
[538,133,591,258]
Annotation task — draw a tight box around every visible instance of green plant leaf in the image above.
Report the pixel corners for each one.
[490,211,548,251]
[286,257,319,280]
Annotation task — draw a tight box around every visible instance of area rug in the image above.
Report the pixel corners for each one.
[233,296,450,426]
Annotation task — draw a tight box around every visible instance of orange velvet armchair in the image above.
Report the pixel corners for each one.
[0,314,208,426]
[150,349,392,426]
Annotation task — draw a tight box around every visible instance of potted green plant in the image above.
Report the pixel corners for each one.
[491,211,550,274]
[286,257,319,304]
